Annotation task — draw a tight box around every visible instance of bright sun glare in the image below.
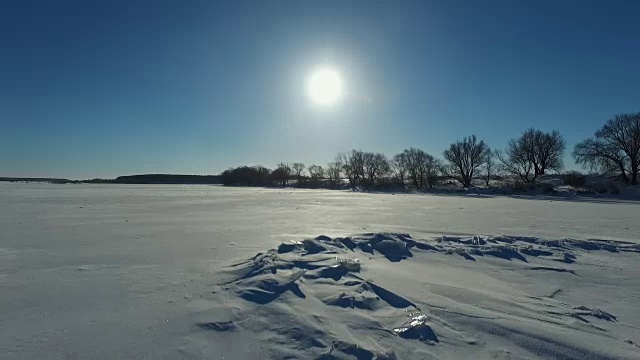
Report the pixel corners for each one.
[306,68,343,105]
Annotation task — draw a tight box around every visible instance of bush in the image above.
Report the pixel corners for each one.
[589,183,619,194]
[220,166,272,186]
[563,171,586,187]
[592,185,608,194]
[538,182,556,194]
[512,181,555,194]
[372,177,402,191]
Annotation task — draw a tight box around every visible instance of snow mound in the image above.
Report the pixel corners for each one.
[197,233,640,359]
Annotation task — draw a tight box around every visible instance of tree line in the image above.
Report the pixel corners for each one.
[220,111,640,189]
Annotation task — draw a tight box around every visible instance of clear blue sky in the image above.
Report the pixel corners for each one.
[2,0,639,179]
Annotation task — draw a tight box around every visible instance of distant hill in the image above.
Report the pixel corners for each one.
[0,177,72,184]
[0,174,222,185]
[113,174,221,184]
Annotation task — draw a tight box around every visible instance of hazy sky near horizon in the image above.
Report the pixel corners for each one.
[2,0,640,179]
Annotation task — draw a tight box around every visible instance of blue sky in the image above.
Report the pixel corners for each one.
[1,0,639,179]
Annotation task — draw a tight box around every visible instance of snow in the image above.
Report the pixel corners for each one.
[1,183,639,359]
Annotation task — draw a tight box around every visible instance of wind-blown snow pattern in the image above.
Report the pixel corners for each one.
[2,184,640,359]
[202,233,640,359]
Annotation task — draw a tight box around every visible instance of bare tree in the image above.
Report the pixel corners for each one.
[496,129,564,183]
[308,165,324,180]
[390,153,409,189]
[361,152,390,190]
[574,139,627,178]
[525,128,566,175]
[496,139,537,183]
[305,165,324,188]
[340,150,363,190]
[273,162,292,187]
[325,161,342,189]
[336,152,357,190]
[291,162,305,186]
[292,163,305,179]
[483,150,495,186]
[443,135,490,187]
[220,165,271,186]
[574,112,640,185]
[401,148,441,189]
[337,150,389,190]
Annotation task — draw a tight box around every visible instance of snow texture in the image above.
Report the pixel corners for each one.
[210,233,639,359]
[1,183,639,359]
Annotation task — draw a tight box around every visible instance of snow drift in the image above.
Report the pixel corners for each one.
[200,233,640,359]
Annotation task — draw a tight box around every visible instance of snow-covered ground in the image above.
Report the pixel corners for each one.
[1,183,639,359]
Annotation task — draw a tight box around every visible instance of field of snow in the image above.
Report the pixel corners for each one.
[1,183,639,359]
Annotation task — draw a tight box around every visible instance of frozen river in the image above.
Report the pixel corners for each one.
[1,183,639,359]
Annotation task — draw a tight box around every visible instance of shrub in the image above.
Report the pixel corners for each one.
[589,184,621,195]
[220,166,272,186]
[591,184,608,194]
[512,181,555,194]
[538,182,556,194]
[563,171,586,187]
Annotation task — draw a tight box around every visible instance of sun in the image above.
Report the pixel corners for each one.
[306,67,343,105]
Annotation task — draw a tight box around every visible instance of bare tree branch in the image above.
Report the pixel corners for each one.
[573,112,640,184]
[443,135,489,187]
